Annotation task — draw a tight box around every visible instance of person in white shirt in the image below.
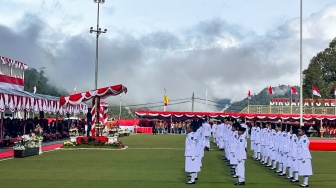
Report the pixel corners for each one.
[255,122,261,160]
[289,125,299,183]
[234,126,247,186]
[185,124,200,184]
[212,120,218,144]
[203,117,212,151]
[250,122,256,158]
[297,127,313,187]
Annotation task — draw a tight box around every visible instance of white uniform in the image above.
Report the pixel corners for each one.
[212,123,218,144]
[250,126,256,151]
[230,130,238,165]
[289,133,299,179]
[185,132,200,173]
[217,123,225,149]
[203,122,211,149]
[298,135,313,176]
[236,135,247,183]
[255,127,261,159]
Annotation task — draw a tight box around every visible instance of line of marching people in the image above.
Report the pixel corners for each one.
[213,117,248,186]
[184,117,212,184]
[250,122,313,187]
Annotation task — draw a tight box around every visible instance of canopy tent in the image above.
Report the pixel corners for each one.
[59,84,127,106]
[135,110,336,121]
[0,87,88,115]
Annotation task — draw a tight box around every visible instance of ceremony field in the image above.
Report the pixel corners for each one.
[0,135,335,188]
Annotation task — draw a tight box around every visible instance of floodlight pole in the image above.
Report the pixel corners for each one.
[90,0,107,127]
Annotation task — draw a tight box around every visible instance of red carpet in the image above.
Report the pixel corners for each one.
[309,140,336,151]
[0,143,63,159]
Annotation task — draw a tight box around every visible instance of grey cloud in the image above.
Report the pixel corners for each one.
[1,7,335,111]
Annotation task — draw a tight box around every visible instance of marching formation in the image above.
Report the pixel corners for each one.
[250,122,313,187]
[185,117,313,187]
[213,117,247,186]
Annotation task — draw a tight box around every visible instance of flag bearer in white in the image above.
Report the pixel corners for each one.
[185,125,200,184]
[279,124,291,176]
[255,122,261,160]
[217,119,225,150]
[230,123,239,178]
[234,126,247,186]
[289,126,299,183]
[267,123,276,167]
[203,117,211,151]
[250,122,256,158]
[297,127,313,187]
[212,120,218,144]
[260,122,267,164]
[195,119,204,180]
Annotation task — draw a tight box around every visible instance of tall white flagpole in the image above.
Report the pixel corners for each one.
[119,94,122,120]
[299,0,303,127]
[205,89,208,111]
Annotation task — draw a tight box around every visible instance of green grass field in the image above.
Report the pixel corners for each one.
[0,134,335,188]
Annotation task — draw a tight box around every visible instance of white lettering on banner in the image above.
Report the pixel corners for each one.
[269,99,336,107]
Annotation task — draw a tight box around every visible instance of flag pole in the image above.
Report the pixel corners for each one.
[205,89,208,111]
[334,89,336,115]
[118,94,122,120]
[290,90,293,114]
[248,97,250,113]
[299,0,303,127]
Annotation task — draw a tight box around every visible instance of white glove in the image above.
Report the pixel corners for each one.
[191,156,195,161]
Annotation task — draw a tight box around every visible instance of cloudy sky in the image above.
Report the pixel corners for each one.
[1,0,336,111]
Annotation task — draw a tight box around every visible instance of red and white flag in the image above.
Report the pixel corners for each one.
[291,86,298,95]
[74,86,77,94]
[33,86,36,94]
[334,86,336,96]
[268,86,274,95]
[312,86,321,97]
[247,90,251,99]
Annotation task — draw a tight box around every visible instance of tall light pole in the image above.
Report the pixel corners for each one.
[90,0,107,90]
[299,0,303,127]
[90,0,107,126]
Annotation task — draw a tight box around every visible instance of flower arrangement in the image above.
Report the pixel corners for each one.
[69,127,79,136]
[33,125,44,140]
[13,134,40,150]
[63,141,77,147]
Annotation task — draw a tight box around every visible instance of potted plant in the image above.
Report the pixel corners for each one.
[13,134,40,158]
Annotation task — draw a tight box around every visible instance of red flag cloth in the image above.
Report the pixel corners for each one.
[247,90,251,99]
[334,86,336,96]
[312,86,321,97]
[291,86,298,95]
[268,86,274,95]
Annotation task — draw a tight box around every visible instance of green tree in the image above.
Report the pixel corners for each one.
[303,38,336,98]
[24,68,68,97]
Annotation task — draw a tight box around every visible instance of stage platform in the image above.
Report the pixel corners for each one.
[310,139,336,151]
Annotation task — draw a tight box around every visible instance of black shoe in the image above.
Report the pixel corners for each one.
[231,175,238,178]
[266,165,271,167]
[195,177,198,181]
[291,180,299,183]
[186,180,195,184]
[286,177,293,179]
[278,174,286,176]
[231,172,236,175]
[275,170,282,173]
[234,182,245,185]
[299,184,309,187]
